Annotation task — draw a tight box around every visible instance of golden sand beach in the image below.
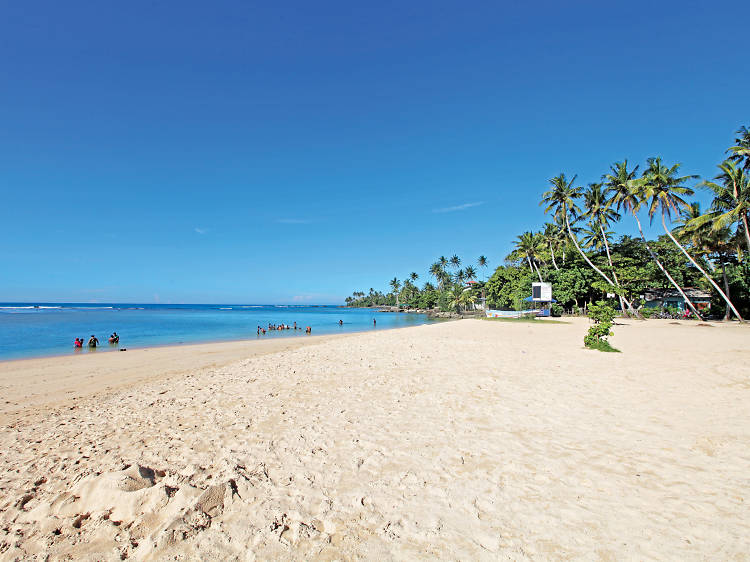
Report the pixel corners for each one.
[1,318,748,560]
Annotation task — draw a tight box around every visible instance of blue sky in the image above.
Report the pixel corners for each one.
[1,0,748,303]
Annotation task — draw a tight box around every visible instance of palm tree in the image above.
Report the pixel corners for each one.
[696,161,750,253]
[448,285,464,313]
[541,224,561,270]
[464,265,477,281]
[389,277,401,307]
[429,262,443,290]
[727,125,750,171]
[449,254,461,271]
[461,290,477,312]
[642,157,742,321]
[476,256,489,310]
[477,255,488,279]
[604,160,703,318]
[581,182,639,316]
[514,231,543,282]
[409,272,419,283]
[677,203,738,321]
[541,173,617,290]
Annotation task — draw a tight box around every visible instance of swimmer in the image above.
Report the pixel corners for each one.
[305,326,311,334]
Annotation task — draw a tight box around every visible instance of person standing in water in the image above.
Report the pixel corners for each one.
[373,318,376,327]
[339,319,343,326]
[88,335,99,348]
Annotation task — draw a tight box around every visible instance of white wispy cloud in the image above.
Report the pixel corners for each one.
[276,218,312,224]
[432,201,484,214]
[194,227,209,234]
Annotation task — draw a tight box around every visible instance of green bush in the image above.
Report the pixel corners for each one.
[640,307,654,318]
[584,300,620,352]
[550,303,563,317]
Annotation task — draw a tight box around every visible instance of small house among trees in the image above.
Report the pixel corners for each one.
[642,288,712,312]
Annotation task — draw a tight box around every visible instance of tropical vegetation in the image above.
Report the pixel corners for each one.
[345,126,750,321]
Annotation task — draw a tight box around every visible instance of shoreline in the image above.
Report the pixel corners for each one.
[0,315,428,364]
[0,328,370,425]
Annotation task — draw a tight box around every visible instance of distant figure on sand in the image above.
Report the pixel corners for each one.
[88,335,99,348]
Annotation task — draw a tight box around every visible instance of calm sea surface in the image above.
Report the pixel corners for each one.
[0,304,431,361]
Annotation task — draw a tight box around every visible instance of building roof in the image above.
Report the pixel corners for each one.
[643,287,712,300]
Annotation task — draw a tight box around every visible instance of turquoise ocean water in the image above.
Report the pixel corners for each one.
[0,303,431,361]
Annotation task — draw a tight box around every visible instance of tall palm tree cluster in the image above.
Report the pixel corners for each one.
[346,126,750,321]
[530,126,750,321]
[344,255,490,313]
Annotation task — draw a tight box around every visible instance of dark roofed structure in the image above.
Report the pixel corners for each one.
[642,287,712,311]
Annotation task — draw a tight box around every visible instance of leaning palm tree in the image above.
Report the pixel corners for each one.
[641,157,742,321]
[677,204,738,321]
[581,182,639,317]
[540,173,618,290]
[727,125,750,171]
[514,231,543,282]
[389,277,401,307]
[541,223,561,270]
[604,160,703,318]
[695,161,750,253]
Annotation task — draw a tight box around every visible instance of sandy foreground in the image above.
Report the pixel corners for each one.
[0,318,748,560]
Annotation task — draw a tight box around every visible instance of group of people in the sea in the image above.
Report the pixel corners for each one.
[73,332,119,349]
[256,318,376,337]
[257,322,312,335]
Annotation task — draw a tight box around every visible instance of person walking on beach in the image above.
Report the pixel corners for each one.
[88,335,99,348]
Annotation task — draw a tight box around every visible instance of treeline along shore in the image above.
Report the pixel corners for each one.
[346,125,750,322]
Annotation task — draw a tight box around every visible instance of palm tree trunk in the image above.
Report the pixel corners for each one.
[532,260,543,282]
[564,214,617,287]
[549,245,559,270]
[598,223,640,318]
[721,256,731,321]
[661,214,743,322]
[631,213,703,319]
[526,255,534,274]
[743,212,750,254]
